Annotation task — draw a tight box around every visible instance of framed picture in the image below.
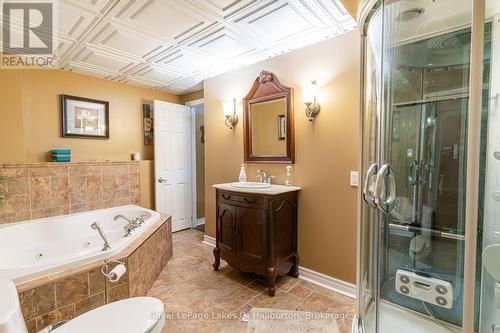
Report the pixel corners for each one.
[143,104,154,145]
[278,114,286,140]
[61,95,109,138]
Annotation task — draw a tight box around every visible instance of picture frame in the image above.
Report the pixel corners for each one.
[61,95,109,139]
[278,114,286,140]
[143,104,154,145]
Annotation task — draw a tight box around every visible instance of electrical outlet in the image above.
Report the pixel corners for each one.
[350,171,359,187]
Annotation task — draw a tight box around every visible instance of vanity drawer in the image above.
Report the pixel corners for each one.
[218,191,266,208]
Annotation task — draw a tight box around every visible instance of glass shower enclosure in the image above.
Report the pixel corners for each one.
[354,0,500,332]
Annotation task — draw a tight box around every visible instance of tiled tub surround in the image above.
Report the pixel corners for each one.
[0,161,141,224]
[0,205,160,282]
[15,215,172,333]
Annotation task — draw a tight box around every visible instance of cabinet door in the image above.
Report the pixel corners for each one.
[217,202,236,257]
[235,206,267,273]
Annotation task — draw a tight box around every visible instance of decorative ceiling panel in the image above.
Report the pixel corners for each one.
[50,0,355,93]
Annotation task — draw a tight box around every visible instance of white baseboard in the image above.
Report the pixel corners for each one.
[195,218,205,227]
[298,266,356,299]
[203,234,216,247]
[201,234,356,299]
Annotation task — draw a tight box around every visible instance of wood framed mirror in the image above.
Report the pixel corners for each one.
[243,71,295,164]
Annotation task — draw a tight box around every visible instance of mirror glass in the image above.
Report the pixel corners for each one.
[244,71,294,163]
[250,98,287,156]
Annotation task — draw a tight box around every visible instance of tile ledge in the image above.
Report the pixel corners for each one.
[1,161,139,168]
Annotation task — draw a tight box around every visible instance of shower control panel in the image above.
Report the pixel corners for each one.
[395,269,454,309]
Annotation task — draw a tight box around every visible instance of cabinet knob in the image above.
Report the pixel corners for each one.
[222,194,231,200]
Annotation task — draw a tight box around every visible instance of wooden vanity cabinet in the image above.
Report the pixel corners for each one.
[213,188,299,296]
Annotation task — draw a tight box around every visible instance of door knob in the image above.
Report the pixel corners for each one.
[158,177,168,183]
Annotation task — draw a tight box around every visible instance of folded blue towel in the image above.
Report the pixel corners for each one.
[52,149,71,154]
[52,157,71,162]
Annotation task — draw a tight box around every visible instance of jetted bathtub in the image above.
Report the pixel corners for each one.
[0,205,161,283]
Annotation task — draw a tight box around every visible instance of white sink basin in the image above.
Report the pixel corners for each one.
[214,182,300,195]
[230,182,272,189]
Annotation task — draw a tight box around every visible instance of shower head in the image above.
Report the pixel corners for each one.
[395,8,425,22]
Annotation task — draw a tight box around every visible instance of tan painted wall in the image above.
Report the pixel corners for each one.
[0,71,26,163]
[0,69,179,163]
[0,69,180,208]
[340,0,363,18]
[204,31,360,283]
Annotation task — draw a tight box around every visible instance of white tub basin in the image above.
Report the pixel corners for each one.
[0,205,161,283]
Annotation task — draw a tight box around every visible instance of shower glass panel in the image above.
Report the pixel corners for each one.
[380,98,470,327]
[380,16,491,331]
[356,0,496,332]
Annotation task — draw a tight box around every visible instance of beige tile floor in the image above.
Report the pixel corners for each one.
[148,229,356,333]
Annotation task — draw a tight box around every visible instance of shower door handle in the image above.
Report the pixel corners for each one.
[363,164,378,208]
[374,164,397,213]
[408,159,419,185]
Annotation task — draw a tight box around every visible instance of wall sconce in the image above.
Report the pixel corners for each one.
[223,99,238,129]
[302,80,321,121]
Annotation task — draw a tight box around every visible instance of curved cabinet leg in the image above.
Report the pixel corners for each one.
[213,247,220,270]
[288,253,299,278]
[267,266,277,296]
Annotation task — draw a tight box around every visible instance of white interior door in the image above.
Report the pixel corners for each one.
[154,100,192,232]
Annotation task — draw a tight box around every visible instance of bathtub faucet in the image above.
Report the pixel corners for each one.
[91,222,111,251]
[114,215,141,237]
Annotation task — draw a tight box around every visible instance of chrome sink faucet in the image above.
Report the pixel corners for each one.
[91,222,111,251]
[257,169,273,184]
[114,214,141,237]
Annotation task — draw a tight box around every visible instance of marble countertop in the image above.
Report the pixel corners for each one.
[212,182,301,195]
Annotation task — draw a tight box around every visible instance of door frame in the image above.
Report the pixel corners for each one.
[185,98,205,228]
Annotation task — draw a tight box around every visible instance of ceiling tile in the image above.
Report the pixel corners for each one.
[190,27,254,60]
[64,0,117,15]
[240,3,313,42]
[88,22,168,59]
[75,48,136,72]
[112,0,215,43]
[55,2,100,40]
[45,0,355,93]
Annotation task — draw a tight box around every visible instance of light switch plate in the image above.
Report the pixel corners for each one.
[350,171,359,187]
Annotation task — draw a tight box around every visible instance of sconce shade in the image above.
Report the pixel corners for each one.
[302,81,317,105]
[302,80,320,121]
[223,100,234,116]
